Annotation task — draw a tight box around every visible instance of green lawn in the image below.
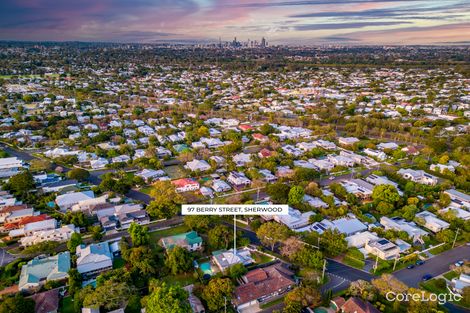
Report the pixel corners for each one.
[252,251,274,264]
[161,272,198,287]
[165,165,187,179]
[443,271,459,280]
[343,256,365,269]
[140,186,154,195]
[59,296,75,313]
[420,278,448,295]
[149,224,189,250]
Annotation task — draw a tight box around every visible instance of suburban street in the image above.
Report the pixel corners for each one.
[393,244,470,287]
[322,259,374,294]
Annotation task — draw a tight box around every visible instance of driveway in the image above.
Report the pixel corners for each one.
[393,245,470,288]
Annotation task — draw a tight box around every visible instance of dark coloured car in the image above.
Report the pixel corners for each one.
[422,274,432,281]
[407,264,415,269]
[416,260,425,266]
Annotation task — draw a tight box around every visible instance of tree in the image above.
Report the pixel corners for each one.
[228,263,248,279]
[68,268,82,296]
[145,282,190,313]
[67,168,90,181]
[208,224,231,249]
[372,185,400,205]
[202,278,234,311]
[348,280,377,301]
[67,232,83,252]
[21,240,59,256]
[376,201,395,215]
[435,229,455,243]
[8,171,35,197]
[90,225,103,241]
[400,204,418,221]
[371,274,407,297]
[82,279,134,311]
[461,286,470,307]
[146,200,179,219]
[165,246,193,275]
[0,294,35,313]
[256,222,290,251]
[281,237,303,259]
[291,246,324,269]
[184,215,218,232]
[320,229,347,257]
[125,246,156,276]
[128,222,149,246]
[284,286,321,308]
[288,185,305,205]
[266,183,290,204]
[63,211,89,227]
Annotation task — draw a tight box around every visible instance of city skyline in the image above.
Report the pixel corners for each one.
[0,0,469,45]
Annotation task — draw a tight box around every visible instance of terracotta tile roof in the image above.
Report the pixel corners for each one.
[0,204,28,214]
[341,297,380,313]
[3,214,51,230]
[234,264,295,306]
[31,289,59,313]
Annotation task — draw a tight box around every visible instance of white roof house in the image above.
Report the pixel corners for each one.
[212,180,232,193]
[56,191,95,211]
[185,159,211,172]
[303,195,328,209]
[232,153,252,166]
[438,207,470,221]
[415,211,450,233]
[76,242,113,276]
[0,157,24,178]
[273,207,315,231]
[397,169,438,186]
[380,216,428,242]
[20,224,78,246]
[346,231,379,248]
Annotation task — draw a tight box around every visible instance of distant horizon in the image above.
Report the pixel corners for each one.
[0,0,469,45]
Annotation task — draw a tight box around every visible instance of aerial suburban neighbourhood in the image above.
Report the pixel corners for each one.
[0,3,470,313]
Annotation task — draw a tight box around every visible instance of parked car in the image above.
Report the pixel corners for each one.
[407,264,415,269]
[416,260,425,266]
[422,274,433,281]
[455,260,464,267]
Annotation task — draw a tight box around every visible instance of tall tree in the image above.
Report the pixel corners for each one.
[128,222,149,246]
[208,224,231,249]
[288,185,305,205]
[165,246,193,275]
[0,294,35,313]
[145,282,190,313]
[67,232,83,252]
[202,278,234,311]
[256,222,290,251]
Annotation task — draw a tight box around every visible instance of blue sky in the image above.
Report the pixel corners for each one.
[0,0,469,44]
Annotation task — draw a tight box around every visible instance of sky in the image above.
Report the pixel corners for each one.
[0,0,469,45]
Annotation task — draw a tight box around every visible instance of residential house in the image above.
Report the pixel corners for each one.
[233,264,295,312]
[363,148,387,161]
[303,195,328,209]
[311,216,367,236]
[377,142,399,150]
[233,153,252,166]
[397,169,438,186]
[212,179,232,193]
[76,242,113,276]
[438,207,470,221]
[340,297,380,313]
[0,157,24,178]
[135,169,167,183]
[19,252,70,292]
[9,218,57,238]
[452,274,470,294]
[258,169,277,182]
[270,207,315,231]
[346,231,379,248]
[380,217,428,242]
[212,248,254,272]
[160,231,203,251]
[338,137,360,146]
[185,159,211,172]
[55,190,95,211]
[227,171,251,189]
[20,224,78,246]
[340,179,374,200]
[31,289,60,313]
[365,238,400,260]
[171,178,200,193]
[42,179,78,193]
[444,189,470,209]
[415,211,450,233]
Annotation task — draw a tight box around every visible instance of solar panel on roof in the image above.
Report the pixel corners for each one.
[378,239,389,245]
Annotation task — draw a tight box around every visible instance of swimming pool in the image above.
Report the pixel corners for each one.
[200,262,212,275]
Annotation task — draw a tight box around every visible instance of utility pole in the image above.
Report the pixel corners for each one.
[321,259,327,282]
[452,228,460,249]
[374,255,379,273]
[233,215,237,255]
[224,296,227,313]
[393,256,399,271]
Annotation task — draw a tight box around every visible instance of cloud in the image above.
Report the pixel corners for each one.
[294,21,411,31]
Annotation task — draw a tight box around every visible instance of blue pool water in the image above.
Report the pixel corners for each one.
[200,262,212,275]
